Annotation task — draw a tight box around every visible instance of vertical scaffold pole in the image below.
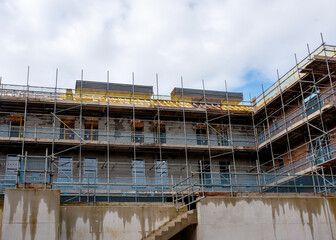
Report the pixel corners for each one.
[44,148,48,189]
[307,43,325,193]
[181,77,189,179]
[132,72,137,202]
[23,151,27,188]
[250,94,262,192]
[79,70,83,201]
[321,33,336,103]
[106,71,110,202]
[156,74,164,202]
[202,79,213,189]
[295,53,318,194]
[18,66,30,187]
[225,80,237,185]
[261,84,278,192]
[51,68,58,188]
[277,69,297,193]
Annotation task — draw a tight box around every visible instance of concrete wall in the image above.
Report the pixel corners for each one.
[0,189,180,240]
[0,203,3,239]
[1,189,60,240]
[196,196,336,240]
[2,190,336,240]
[59,202,180,240]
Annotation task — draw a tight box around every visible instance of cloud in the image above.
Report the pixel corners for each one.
[0,0,335,99]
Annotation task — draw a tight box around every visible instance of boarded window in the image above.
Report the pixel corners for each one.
[155,160,168,186]
[26,156,45,183]
[5,154,18,181]
[83,157,98,183]
[57,157,73,183]
[132,159,145,186]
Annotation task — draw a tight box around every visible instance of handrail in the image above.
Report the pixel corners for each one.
[254,44,336,109]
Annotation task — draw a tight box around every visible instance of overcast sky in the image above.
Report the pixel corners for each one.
[0,0,335,99]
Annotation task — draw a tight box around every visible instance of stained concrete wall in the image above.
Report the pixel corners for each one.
[59,202,181,240]
[4,190,336,240]
[0,203,3,239]
[196,196,336,240]
[1,189,60,240]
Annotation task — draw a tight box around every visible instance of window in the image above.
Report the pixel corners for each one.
[308,136,332,165]
[132,159,145,186]
[84,119,98,140]
[60,118,75,140]
[26,156,45,183]
[131,121,144,143]
[5,154,18,181]
[216,125,228,146]
[305,95,322,117]
[10,115,24,137]
[57,157,73,183]
[154,160,168,186]
[83,157,98,183]
[219,161,230,185]
[277,157,284,168]
[272,119,278,132]
[195,124,207,145]
[199,161,211,186]
[153,122,166,144]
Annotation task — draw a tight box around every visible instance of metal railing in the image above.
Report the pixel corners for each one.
[0,154,335,203]
[0,124,256,147]
[259,133,336,179]
[257,86,336,145]
[0,83,252,112]
[254,44,336,109]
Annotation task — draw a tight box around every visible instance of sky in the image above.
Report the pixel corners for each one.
[0,0,335,100]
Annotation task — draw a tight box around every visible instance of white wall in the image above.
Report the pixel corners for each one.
[196,197,336,240]
[1,189,60,240]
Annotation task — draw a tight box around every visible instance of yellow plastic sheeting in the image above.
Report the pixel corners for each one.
[221,105,251,112]
[55,93,251,112]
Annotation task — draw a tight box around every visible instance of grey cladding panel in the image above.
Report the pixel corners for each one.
[171,87,243,101]
[76,80,153,94]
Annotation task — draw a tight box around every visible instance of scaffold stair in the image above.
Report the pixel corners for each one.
[143,209,197,240]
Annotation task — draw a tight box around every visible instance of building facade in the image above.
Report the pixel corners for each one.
[0,43,335,204]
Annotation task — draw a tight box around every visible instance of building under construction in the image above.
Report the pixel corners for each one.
[0,42,336,240]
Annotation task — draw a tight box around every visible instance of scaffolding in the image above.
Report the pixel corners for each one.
[253,38,336,196]
[0,40,335,206]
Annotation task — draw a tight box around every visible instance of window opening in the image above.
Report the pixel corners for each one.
[153,121,166,144]
[60,117,75,140]
[131,120,144,143]
[84,118,98,140]
[195,124,207,145]
[10,114,24,138]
